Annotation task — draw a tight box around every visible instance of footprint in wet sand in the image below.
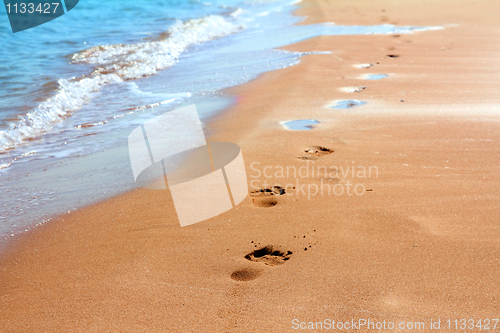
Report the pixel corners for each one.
[329,100,367,109]
[281,119,319,131]
[386,54,400,58]
[297,146,334,160]
[353,63,373,69]
[230,268,261,281]
[297,155,317,161]
[245,245,293,266]
[250,186,286,207]
[305,146,334,156]
[360,74,389,80]
[340,86,367,93]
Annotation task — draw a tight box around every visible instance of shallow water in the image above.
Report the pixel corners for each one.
[0,0,442,240]
[353,63,373,69]
[363,74,390,80]
[282,120,320,131]
[329,100,367,109]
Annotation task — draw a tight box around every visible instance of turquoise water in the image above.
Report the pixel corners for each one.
[329,100,367,109]
[282,119,319,131]
[364,74,390,80]
[0,0,243,141]
[0,0,441,240]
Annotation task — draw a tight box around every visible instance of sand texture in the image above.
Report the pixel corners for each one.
[1,0,500,331]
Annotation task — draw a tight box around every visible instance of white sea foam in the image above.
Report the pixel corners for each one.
[0,74,122,151]
[0,151,36,170]
[230,8,245,18]
[71,15,242,80]
[0,15,242,152]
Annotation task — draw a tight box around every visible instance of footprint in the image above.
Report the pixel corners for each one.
[340,86,367,93]
[298,146,333,160]
[251,196,277,207]
[281,119,319,131]
[251,186,285,195]
[297,155,318,161]
[353,63,373,69]
[304,146,334,156]
[329,100,367,109]
[245,245,292,266]
[386,54,400,58]
[361,74,389,80]
[250,186,286,207]
[230,268,261,281]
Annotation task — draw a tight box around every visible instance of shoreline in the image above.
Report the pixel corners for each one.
[2,0,500,331]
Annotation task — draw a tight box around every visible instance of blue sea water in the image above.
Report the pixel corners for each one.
[0,0,441,240]
[0,0,245,141]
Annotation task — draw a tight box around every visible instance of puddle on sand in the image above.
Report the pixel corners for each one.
[281,119,319,131]
[362,74,389,80]
[329,100,367,109]
[353,63,373,69]
[340,86,366,93]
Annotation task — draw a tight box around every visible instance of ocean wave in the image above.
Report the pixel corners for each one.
[0,74,122,152]
[71,15,242,80]
[0,15,242,153]
[0,151,36,170]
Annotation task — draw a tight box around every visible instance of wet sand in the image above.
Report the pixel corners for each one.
[1,0,500,331]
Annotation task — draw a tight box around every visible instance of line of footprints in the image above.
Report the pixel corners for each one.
[249,145,333,208]
[232,56,399,281]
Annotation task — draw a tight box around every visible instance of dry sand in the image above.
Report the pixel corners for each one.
[1,0,500,331]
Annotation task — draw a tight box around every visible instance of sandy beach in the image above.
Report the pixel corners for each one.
[1,0,500,331]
